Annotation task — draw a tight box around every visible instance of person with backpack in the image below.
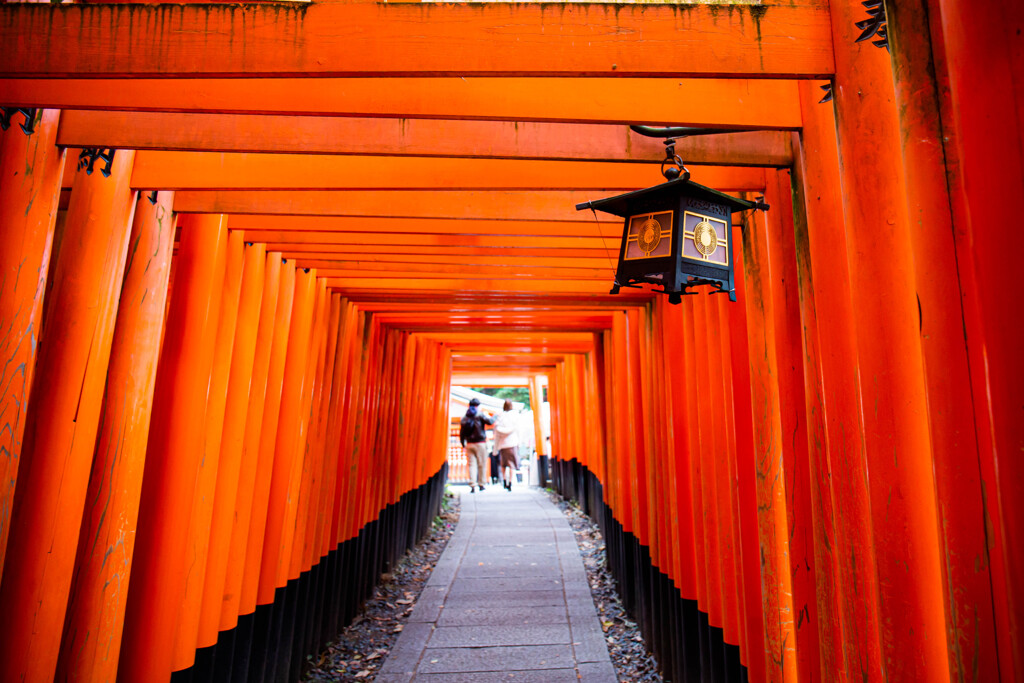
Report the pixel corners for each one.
[459,398,494,492]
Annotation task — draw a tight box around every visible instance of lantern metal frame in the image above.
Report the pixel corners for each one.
[577,127,769,303]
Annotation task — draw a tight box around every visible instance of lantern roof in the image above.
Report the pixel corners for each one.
[575,176,759,217]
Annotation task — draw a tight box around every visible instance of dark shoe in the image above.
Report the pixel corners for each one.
[469,485,476,493]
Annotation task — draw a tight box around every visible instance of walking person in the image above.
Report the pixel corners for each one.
[459,398,493,493]
[493,400,520,491]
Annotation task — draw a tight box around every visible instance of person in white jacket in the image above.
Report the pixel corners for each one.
[493,400,520,491]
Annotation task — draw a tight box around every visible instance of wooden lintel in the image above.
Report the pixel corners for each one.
[19,77,802,126]
[173,187,765,219]
[0,4,834,78]
[129,153,765,191]
[228,216,616,237]
[57,113,793,166]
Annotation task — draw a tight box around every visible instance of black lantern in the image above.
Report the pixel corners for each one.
[577,130,768,303]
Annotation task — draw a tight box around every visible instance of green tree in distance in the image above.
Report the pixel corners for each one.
[471,386,531,410]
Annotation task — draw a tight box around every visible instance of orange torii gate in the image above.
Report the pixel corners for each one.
[0,0,1021,682]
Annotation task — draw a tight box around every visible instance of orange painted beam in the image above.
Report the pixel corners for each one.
[131,153,766,192]
[314,268,609,282]
[22,77,803,126]
[0,4,834,77]
[174,189,762,220]
[0,110,64,576]
[311,262,612,280]
[229,216,616,237]
[359,299,630,312]
[245,231,615,250]
[324,277,626,295]
[416,331,596,343]
[384,318,613,328]
[279,246,614,261]
[291,256,613,271]
[449,343,595,354]
[59,112,795,166]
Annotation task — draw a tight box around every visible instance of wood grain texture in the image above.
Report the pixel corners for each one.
[0,3,833,77]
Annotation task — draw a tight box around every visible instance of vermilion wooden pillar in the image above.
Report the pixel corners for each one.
[693,295,723,636]
[763,168,820,682]
[829,0,949,677]
[285,276,325,587]
[327,300,356,550]
[119,213,228,683]
[738,200,797,682]
[258,266,316,605]
[307,289,340,571]
[726,222,765,683]
[0,148,137,682]
[222,251,281,629]
[171,229,241,671]
[55,190,176,683]
[198,240,266,646]
[794,80,877,682]
[241,262,295,614]
[884,0,1001,677]
[788,118,845,682]
[0,110,64,576]
[927,0,1024,676]
[699,295,729,641]
[680,298,708,622]
[529,376,546,458]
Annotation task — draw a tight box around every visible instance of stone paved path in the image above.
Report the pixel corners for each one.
[377,485,617,682]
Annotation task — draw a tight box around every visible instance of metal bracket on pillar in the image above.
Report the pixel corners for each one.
[77,148,116,177]
[0,107,38,135]
[818,82,834,104]
[146,191,159,205]
[855,0,889,51]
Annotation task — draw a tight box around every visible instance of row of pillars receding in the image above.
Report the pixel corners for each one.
[0,111,453,681]
[538,1,1023,681]
[0,0,1021,680]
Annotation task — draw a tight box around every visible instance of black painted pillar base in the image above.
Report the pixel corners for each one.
[550,457,748,683]
[168,465,448,683]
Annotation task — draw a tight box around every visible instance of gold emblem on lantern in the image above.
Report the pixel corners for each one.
[682,211,729,266]
[624,210,673,260]
[637,218,662,255]
[693,220,718,257]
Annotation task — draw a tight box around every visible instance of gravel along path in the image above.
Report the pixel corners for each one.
[546,491,665,683]
[302,492,460,683]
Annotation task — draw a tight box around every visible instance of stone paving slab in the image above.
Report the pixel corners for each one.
[411,670,581,682]
[578,660,620,682]
[448,577,565,594]
[440,590,566,608]
[418,644,575,673]
[428,624,571,648]
[455,565,563,579]
[436,604,568,627]
[379,486,614,681]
